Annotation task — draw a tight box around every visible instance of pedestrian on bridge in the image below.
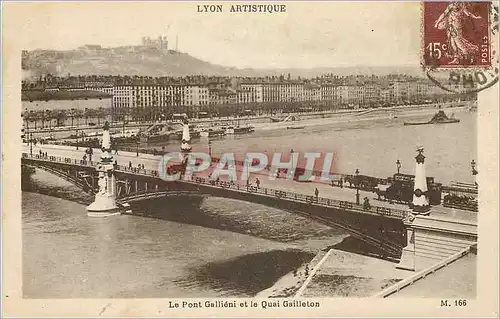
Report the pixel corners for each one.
[128,161,132,169]
[314,188,319,200]
[363,197,371,210]
[256,178,260,188]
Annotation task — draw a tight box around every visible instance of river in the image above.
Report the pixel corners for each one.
[22,109,476,298]
[23,172,345,298]
[141,109,477,185]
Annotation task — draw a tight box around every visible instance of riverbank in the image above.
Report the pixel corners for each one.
[27,101,472,139]
[250,104,469,132]
[254,234,414,298]
[255,249,331,298]
[300,248,410,297]
[40,103,472,151]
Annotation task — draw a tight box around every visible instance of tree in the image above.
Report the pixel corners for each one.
[56,110,66,127]
[69,108,76,126]
[43,109,53,128]
[74,108,84,126]
[96,107,105,125]
[29,110,37,129]
[131,107,141,122]
[84,108,90,125]
[40,109,48,128]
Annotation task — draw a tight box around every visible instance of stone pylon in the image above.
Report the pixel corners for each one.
[86,121,120,217]
[179,118,192,178]
[411,147,430,215]
[396,214,416,271]
[180,118,192,153]
[472,160,478,186]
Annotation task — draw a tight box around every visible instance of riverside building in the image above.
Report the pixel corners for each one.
[23,74,472,121]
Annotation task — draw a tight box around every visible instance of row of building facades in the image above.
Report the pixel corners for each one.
[22,74,470,119]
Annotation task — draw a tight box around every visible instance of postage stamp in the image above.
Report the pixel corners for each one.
[422,2,491,68]
[422,2,499,94]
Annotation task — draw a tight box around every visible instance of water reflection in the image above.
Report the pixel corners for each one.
[174,249,315,297]
[131,196,342,243]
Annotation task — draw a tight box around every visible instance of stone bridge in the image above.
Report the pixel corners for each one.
[22,153,412,260]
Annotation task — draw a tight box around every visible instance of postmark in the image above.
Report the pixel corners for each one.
[422,1,499,93]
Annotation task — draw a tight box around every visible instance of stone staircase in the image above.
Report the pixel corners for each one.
[400,213,477,271]
[414,232,476,268]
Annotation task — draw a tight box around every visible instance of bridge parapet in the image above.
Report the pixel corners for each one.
[188,177,409,220]
[22,152,98,168]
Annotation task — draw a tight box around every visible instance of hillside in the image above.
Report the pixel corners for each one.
[22,46,424,78]
[22,47,241,77]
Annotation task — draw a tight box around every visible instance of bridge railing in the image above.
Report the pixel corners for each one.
[115,164,161,177]
[189,176,409,219]
[22,154,409,219]
[22,153,160,177]
[22,153,97,167]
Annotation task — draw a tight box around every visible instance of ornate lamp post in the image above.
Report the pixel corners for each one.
[471,160,478,176]
[355,168,360,205]
[29,133,33,156]
[208,139,212,158]
[396,159,401,174]
[76,129,79,150]
[471,160,478,186]
[136,140,140,157]
[24,107,29,132]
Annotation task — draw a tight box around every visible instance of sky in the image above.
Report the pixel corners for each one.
[6,1,422,69]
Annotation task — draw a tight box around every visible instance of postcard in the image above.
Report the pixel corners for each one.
[2,1,499,317]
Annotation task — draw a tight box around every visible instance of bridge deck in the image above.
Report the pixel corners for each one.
[427,206,478,224]
[22,145,408,216]
[22,153,408,220]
